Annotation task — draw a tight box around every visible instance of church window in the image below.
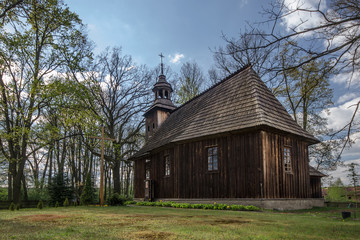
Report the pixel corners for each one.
[159,90,163,98]
[164,155,170,176]
[284,147,292,173]
[165,91,169,99]
[153,123,155,129]
[147,125,150,132]
[207,146,218,171]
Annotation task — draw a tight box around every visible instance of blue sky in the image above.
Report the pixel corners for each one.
[67,0,258,72]
[66,0,360,185]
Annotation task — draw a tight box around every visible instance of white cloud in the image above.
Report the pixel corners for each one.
[281,0,328,33]
[337,93,359,105]
[331,70,360,86]
[322,97,360,131]
[169,53,184,64]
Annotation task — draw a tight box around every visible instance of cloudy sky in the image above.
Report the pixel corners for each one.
[66,0,360,185]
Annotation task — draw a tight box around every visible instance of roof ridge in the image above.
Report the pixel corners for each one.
[172,64,252,113]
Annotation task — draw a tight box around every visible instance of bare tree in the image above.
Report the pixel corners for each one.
[213,0,360,167]
[85,47,152,195]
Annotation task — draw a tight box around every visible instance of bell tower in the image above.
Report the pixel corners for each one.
[144,53,176,140]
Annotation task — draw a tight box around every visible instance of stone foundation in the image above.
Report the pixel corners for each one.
[134,198,325,210]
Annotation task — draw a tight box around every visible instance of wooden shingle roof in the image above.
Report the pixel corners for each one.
[309,166,327,177]
[131,66,319,159]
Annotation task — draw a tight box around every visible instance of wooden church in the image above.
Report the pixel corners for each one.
[131,63,325,209]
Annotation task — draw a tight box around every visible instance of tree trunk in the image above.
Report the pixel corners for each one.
[112,160,120,194]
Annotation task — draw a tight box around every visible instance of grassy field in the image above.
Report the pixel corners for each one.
[0,206,359,239]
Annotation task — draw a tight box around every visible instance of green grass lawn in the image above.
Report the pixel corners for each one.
[0,206,359,240]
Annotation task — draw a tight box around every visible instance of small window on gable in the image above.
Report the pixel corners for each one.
[284,146,292,173]
[153,123,155,129]
[207,146,218,171]
[147,125,150,132]
[164,155,170,176]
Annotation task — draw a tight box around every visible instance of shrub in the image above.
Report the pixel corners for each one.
[0,188,8,201]
[124,200,136,205]
[231,205,245,211]
[245,205,259,211]
[9,202,15,211]
[108,193,126,206]
[37,200,43,209]
[55,201,59,208]
[64,198,70,207]
[16,204,20,210]
[73,201,78,207]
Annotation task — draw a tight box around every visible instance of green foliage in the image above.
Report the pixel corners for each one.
[37,200,43,210]
[124,200,136,205]
[55,201,59,208]
[135,201,259,211]
[9,202,15,211]
[26,188,50,202]
[108,193,127,206]
[0,188,8,201]
[15,204,20,210]
[73,201,78,207]
[80,174,96,206]
[47,174,73,207]
[326,178,347,202]
[64,198,70,207]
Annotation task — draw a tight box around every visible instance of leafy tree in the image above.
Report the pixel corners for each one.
[0,0,91,204]
[177,61,205,104]
[326,178,347,202]
[177,62,204,104]
[80,173,96,205]
[47,174,73,207]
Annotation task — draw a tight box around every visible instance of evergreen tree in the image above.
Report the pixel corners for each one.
[80,173,96,205]
[47,174,73,206]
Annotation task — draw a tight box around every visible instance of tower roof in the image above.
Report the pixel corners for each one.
[133,65,319,159]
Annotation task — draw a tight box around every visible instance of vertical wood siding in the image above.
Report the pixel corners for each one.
[134,129,312,199]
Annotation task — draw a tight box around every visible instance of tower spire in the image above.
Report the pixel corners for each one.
[159,53,164,75]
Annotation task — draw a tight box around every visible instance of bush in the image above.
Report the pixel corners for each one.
[64,198,69,207]
[108,193,126,206]
[0,188,8,201]
[37,200,43,209]
[124,200,136,205]
[55,201,59,208]
[9,202,15,211]
[16,204,20,210]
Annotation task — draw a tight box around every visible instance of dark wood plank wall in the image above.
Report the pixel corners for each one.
[134,129,312,199]
[261,131,310,198]
[310,177,322,198]
[173,132,263,199]
[134,158,145,198]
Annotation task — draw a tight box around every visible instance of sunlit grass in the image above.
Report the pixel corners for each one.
[0,206,359,239]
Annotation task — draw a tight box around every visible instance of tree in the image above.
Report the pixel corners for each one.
[347,162,359,217]
[213,0,360,170]
[80,173,96,205]
[47,173,73,206]
[215,0,360,152]
[326,178,347,202]
[82,47,152,195]
[177,61,205,104]
[0,0,91,204]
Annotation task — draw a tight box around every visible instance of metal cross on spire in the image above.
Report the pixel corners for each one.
[159,53,164,75]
